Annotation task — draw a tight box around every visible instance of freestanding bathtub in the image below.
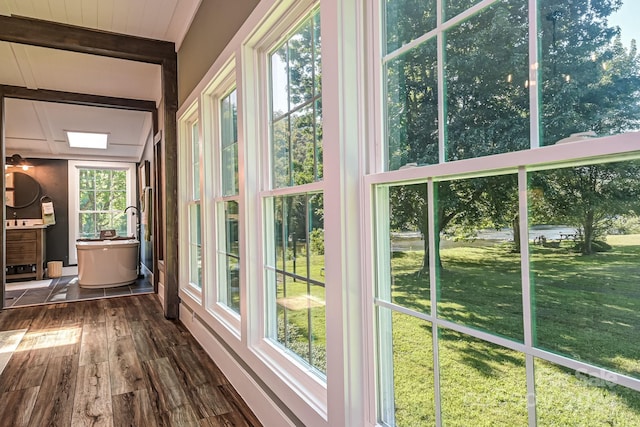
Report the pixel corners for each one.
[76,239,139,288]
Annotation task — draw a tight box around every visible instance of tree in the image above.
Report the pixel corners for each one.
[385,0,640,262]
[530,161,640,254]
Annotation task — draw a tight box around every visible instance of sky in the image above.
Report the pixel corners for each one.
[609,1,640,48]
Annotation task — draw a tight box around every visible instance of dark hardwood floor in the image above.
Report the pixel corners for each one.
[0,293,262,427]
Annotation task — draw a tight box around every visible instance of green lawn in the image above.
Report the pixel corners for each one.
[389,234,640,426]
[276,235,640,425]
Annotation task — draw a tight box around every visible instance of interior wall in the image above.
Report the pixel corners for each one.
[6,158,69,266]
[177,0,259,107]
[140,130,154,274]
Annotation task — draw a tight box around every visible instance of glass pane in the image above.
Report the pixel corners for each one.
[288,20,314,110]
[221,144,238,197]
[436,175,523,341]
[189,203,202,288]
[112,212,127,236]
[221,95,232,149]
[313,12,321,97]
[291,105,315,186]
[79,169,94,190]
[112,171,126,190]
[386,38,438,171]
[272,116,290,188]
[315,99,323,181]
[192,123,200,200]
[95,191,111,210]
[272,193,326,373]
[443,0,483,22]
[388,183,431,314]
[96,212,111,232]
[273,197,286,271]
[79,190,95,211]
[271,44,289,119]
[225,201,239,257]
[385,0,436,54]
[79,213,96,238]
[95,170,111,190]
[538,0,640,146]
[529,160,640,378]
[445,0,529,161]
[439,329,528,426]
[231,89,238,144]
[308,193,325,284]
[535,358,640,425]
[225,253,240,313]
[112,191,126,211]
[381,308,435,426]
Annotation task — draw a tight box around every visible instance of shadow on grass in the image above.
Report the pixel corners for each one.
[392,243,640,382]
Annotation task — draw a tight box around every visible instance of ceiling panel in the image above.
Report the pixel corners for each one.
[5,98,152,162]
[0,0,200,163]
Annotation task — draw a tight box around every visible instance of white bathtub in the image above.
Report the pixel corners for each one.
[76,239,139,288]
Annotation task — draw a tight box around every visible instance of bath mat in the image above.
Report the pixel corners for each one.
[0,329,27,374]
[5,279,53,292]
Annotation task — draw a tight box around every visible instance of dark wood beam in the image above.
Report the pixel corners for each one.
[161,56,179,319]
[1,85,156,112]
[1,92,5,308]
[0,15,174,64]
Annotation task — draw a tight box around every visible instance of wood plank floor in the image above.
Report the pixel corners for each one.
[0,294,262,427]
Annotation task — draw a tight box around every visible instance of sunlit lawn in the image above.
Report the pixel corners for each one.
[390,234,640,426]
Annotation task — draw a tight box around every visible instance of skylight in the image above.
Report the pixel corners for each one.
[66,131,109,149]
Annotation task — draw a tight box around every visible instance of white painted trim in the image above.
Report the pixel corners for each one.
[67,160,136,265]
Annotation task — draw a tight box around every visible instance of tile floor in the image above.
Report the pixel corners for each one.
[4,273,154,308]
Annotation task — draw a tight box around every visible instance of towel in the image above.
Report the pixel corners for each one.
[141,187,152,241]
[42,201,56,225]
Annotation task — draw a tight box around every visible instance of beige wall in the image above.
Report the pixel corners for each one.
[177,0,259,107]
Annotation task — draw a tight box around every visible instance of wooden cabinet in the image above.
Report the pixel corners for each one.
[6,228,45,280]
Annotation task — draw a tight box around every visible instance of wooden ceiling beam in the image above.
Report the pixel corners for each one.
[1,85,157,112]
[0,15,175,64]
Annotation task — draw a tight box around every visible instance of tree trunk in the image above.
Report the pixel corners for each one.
[512,213,521,253]
[582,210,595,255]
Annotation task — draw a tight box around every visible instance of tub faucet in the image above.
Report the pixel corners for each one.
[124,206,140,239]
[124,205,140,217]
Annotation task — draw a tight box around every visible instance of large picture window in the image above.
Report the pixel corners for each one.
[375,0,640,425]
[77,168,128,238]
[68,161,136,265]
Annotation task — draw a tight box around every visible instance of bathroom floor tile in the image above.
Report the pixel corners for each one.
[5,274,154,308]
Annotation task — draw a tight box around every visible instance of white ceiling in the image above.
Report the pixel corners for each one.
[0,0,201,162]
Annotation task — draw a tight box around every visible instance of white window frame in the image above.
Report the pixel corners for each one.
[245,0,330,417]
[178,102,204,301]
[368,1,640,424]
[202,59,243,333]
[67,160,136,265]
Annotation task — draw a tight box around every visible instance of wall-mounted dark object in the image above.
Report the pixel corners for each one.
[5,171,41,208]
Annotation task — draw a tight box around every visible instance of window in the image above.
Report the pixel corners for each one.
[374,0,640,425]
[77,168,128,238]
[68,161,136,265]
[264,8,326,374]
[188,121,202,290]
[217,88,241,313]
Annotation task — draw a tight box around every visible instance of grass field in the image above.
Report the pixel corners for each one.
[389,234,640,426]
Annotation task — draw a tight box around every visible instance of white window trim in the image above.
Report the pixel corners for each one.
[178,102,204,302]
[202,59,243,333]
[67,160,136,265]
